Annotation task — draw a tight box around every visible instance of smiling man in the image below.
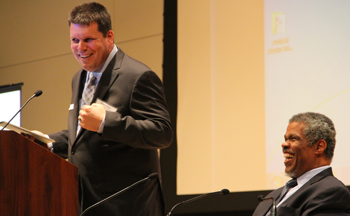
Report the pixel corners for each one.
[253,112,350,216]
[47,2,173,216]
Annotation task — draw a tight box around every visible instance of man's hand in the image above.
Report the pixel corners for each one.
[79,103,106,132]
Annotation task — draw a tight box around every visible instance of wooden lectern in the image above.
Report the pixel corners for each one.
[0,131,79,216]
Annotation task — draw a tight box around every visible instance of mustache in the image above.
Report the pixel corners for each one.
[283,146,294,154]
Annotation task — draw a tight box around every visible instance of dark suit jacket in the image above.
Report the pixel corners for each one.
[252,168,350,216]
[49,49,173,216]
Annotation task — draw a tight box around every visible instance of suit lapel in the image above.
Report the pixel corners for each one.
[308,167,332,185]
[71,49,124,147]
[278,168,333,208]
[69,70,86,144]
[253,168,333,216]
[92,51,122,103]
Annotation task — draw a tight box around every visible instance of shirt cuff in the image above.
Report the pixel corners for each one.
[46,135,54,152]
[98,114,105,133]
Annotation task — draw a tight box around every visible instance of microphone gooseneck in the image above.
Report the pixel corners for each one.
[166,188,230,216]
[257,195,265,202]
[80,173,158,216]
[1,90,43,130]
[148,172,158,180]
[257,195,276,216]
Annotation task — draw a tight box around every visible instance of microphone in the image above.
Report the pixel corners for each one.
[166,188,230,216]
[257,195,276,216]
[1,90,43,130]
[80,173,158,216]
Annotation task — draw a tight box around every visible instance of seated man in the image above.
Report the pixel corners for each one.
[253,112,350,216]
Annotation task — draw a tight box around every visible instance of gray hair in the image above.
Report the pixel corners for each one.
[289,112,336,160]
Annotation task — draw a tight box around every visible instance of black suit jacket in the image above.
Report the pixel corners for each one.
[253,168,350,216]
[49,49,173,216]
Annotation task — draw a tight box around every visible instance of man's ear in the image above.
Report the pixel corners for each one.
[314,139,327,155]
[107,30,114,44]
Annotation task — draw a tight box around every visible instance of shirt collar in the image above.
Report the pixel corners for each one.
[296,165,330,187]
[87,44,118,82]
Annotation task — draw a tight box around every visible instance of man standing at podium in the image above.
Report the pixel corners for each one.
[47,2,173,216]
[252,112,350,215]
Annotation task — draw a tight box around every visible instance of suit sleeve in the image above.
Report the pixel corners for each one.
[300,183,350,216]
[101,70,173,149]
[49,130,69,159]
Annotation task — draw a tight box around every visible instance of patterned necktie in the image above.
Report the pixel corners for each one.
[77,72,97,134]
[82,72,97,106]
[276,178,298,204]
[265,178,298,216]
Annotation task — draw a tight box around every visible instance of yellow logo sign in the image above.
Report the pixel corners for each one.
[272,12,285,35]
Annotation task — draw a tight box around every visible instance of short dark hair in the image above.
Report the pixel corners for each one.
[68,2,112,37]
[289,112,336,160]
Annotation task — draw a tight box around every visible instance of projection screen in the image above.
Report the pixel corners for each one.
[177,0,350,195]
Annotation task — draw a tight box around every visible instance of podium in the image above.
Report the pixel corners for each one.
[0,131,79,216]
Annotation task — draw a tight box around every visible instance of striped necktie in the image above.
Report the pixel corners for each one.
[77,72,97,134]
[82,72,97,106]
[276,178,298,204]
[265,178,297,216]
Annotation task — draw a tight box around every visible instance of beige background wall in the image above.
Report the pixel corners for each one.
[177,0,265,194]
[0,0,164,134]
